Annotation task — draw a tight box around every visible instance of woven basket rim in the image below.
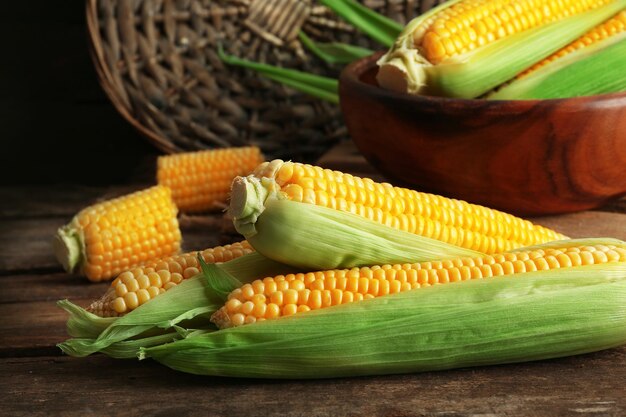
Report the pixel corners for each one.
[86,0,178,154]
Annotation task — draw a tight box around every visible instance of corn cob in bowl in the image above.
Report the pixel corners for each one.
[376,0,626,98]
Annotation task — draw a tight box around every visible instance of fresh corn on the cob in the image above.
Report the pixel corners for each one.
[87,241,254,317]
[376,0,626,98]
[212,241,626,328]
[489,11,626,99]
[157,146,264,213]
[234,160,566,256]
[141,238,626,378]
[54,186,182,282]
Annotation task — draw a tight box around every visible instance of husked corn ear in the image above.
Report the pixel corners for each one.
[211,242,626,328]
[489,11,626,99]
[54,186,182,282]
[252,160,566,253]
[376,0,626,97]
[87,241,254,317]
[157,147,264,213]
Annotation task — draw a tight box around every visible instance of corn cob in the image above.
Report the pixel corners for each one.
[212,242,626,328]
[57,251,296,357]
[238,160,566,254]
[157,146,264,213]
[87,241,254,317]
[489,11,626,99]
[376,0,626,98]
[142,239,626,378]
[54,186,182,282]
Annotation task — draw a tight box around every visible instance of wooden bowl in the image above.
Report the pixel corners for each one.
[339,52,626,216]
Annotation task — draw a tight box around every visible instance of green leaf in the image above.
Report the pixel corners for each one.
[199,256,242,302]
[218,47,339,103]
[299,31,373,65]
[319,0,402,47]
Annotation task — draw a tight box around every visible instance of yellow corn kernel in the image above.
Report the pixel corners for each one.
[54,186,182,282]
[86,241,254,317]
[253,160,566,253]
[157,146,264,213]
[211,243,626,328]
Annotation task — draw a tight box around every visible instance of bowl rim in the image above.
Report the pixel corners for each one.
[339,51,626,110]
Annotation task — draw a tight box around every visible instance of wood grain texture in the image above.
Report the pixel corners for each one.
[0,350,624,417]
[339,54,626,216]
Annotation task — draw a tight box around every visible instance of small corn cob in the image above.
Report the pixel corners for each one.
[157,146,264,213]
[54,186,182,282]
[376,0,626,98]
[87,241,254,317]
[489,11,626,99]
[245,160,566,254]
[211,242,626,328]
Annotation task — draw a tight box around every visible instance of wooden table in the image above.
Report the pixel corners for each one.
[2,144,625,416]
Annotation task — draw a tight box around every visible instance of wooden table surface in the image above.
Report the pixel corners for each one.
[2,143,625,417]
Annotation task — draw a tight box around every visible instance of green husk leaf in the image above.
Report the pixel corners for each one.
[141,264,626,378]
[218,47,339,103]
[74,329,214,359]
[299,31,374,64]
[319,0,402,47]
[377,0,626,98]
[489,34,626,100]
[58,253,294,357]
[58,299,116,339]
[53,222,84,274]
[229,175,481,271]
[199,256,241,301]
[219,251,298,282]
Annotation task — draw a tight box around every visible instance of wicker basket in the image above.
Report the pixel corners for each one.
[87,0,443,162]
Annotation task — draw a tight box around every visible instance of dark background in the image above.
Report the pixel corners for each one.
[1,2,158,185]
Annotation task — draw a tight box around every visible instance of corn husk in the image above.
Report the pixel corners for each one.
[229,175,482,270]
[141,259,626,378]
[376,0,626,98]
[58,253,295,357]
[489,33,626,100]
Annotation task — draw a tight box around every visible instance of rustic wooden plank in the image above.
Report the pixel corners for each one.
[0,274,108,304]
[0,218,63,272]
[0,299,90,357]
[0,349,624,417]
[0,185,145,218]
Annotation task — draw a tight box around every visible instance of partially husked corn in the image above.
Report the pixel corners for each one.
[252,160,566,254]
[518,10,626,77]
[211,243,626,328]
[54,186,182,282]
[87,241,254,317]
[157,147,264,213]
[414,0,614,65]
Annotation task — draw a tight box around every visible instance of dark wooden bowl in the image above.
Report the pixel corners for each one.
[339,52,626,216]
